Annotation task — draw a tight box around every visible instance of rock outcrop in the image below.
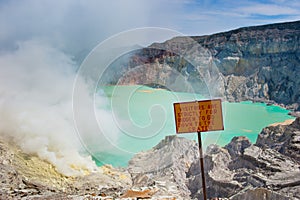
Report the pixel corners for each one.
[108,20,300,110]
[128,118,300,200]
[127,135,199,199]
[229,188,291,200]
[256,117,300,162]
[205,118,300,199]
[1,118,300,199]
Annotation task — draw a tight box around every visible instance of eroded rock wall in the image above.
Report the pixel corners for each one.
[114,21,300,109]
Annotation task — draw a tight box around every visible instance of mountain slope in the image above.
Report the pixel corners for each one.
[115,20,300,109]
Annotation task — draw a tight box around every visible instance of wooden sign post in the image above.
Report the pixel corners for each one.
[174,99,224,200]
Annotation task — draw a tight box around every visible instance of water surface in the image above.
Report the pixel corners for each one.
[93,85,294,166]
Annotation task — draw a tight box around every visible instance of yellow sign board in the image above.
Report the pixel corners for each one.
[173,99,224,133]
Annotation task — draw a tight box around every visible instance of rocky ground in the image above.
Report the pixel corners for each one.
[128,118,300,200]
[1,118,300,199]
[0,137,133,200]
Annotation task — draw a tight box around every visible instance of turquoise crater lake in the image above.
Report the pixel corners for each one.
[93,85,294,167]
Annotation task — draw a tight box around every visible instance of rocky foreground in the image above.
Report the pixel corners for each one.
[0,118,299,199]
[0,138,132,200]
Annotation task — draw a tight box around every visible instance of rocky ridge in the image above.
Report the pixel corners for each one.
[110,20,300,110]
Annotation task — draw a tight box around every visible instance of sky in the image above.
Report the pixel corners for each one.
[0,0,299,61]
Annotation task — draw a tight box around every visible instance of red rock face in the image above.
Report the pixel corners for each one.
[118,62,180,89]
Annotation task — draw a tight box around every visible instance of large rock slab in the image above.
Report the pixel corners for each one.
[128,135,199,199]
[256,117,300,162]
[229,188,291,200]
[188,119,300,199]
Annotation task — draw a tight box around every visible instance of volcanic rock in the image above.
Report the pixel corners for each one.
[256,117,300,162]
[109,20,300,109]
[0,137,132,199]
[128,135,199,199]
[127,118,300,199]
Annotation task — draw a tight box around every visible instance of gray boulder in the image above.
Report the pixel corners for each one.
[256,117,300,162]
[127,135,199,199]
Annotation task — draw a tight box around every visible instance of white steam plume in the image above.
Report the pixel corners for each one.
[0,39,118,176]
[0,0,186,176]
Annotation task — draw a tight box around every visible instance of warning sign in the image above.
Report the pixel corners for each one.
[173,99,224,133]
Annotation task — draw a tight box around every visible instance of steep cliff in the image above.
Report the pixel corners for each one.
[191,20,300,107]
[113,20,300,109]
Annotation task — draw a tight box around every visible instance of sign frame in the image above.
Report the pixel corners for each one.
[173,99,224,134]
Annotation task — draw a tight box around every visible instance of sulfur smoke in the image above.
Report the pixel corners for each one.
[0,39,120,176]
[0,0,223,175]
[0,0,195,176]
[0,0,171,176]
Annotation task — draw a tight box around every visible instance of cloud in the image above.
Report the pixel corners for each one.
[170,0,300,35]
[0,0,185,62]
[237,3,299,16]
[1,0,299,53]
